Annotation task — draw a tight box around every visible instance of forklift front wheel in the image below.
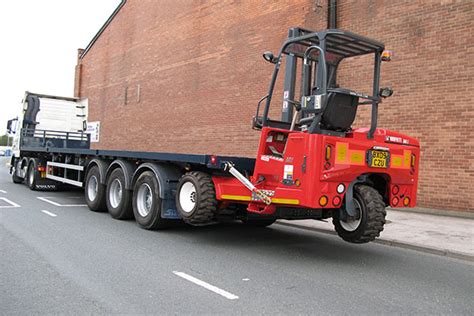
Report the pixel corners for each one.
[176,171,217,225]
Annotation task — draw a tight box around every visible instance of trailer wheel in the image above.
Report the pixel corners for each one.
[85,165,107,212]
[132,171,168,230]
[176,171,217,225]
[12,172,23,184]
[333,184,386,244]
[26,163,37,190]
[106,168,134,220]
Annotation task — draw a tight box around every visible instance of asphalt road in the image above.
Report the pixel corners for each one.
[1,164,473,315]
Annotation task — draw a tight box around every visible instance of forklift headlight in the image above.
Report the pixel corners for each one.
[262,51,277,64]
[379,87,394,98]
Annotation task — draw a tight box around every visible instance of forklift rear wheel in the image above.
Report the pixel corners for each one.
[132,171,168,230]
[176,171,217,225]
[26,163,37,190]
[85,165,107,212]
[106,168,134,220]
[333,184,386,243]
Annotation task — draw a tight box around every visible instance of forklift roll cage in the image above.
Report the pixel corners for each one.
[257,28,386,139]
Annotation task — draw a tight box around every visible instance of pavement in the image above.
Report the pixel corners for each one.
[278,209,474,261]
[1,159,474,314]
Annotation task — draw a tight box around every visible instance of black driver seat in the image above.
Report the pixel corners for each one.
[320,92,359,131]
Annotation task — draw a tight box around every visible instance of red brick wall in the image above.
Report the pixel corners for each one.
[76,0,474,212]
[336,0,474,212]
[78,0,326,156]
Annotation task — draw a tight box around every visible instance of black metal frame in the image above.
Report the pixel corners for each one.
[19,129,255,173]
[258,28,385,139]
[20,129,90,149]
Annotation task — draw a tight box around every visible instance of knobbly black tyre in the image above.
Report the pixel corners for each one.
[176,171,217,225]
[106,168,134,220]
[85,165,107,212]
[132,171,168,230]
[242,218,276,227]
[333,184,386,244]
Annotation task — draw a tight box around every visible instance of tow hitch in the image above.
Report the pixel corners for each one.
[224,162,272,205]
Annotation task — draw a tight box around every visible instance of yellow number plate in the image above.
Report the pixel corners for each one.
[369,150,389,168]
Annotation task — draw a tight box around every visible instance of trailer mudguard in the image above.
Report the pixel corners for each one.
[106,159,136,190]
[132,162,182,219]
[86,158,110,185]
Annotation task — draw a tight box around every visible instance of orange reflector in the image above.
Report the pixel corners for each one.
[325,145,331,161]
[403,197,410,206]
[382,50,393,61]
[319,196,328,207]
[295,179,301,187]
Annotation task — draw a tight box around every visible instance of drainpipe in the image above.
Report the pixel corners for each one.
[328,0,337,29]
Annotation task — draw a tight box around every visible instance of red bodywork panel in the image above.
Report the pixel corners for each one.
[213,127,420,215]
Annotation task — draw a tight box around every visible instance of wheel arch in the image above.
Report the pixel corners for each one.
[131,162,182,199]
[85,158,110,185]
[20,157,29,170]
[344,172,391,217]
[365,173,391,205]
[105,159,136,190]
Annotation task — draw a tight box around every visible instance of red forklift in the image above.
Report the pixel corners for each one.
[175,28,420,243]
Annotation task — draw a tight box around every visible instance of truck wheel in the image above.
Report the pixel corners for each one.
[12,163,23,184]
[132,171,168,230]
[242,218,276,227]
[26,163,37,190]
[106,168,134,220]
[176,171,217,225]
[85,165,107,212]
[333,184,386,244]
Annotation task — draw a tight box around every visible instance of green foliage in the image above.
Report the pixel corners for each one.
[0,134,13,146]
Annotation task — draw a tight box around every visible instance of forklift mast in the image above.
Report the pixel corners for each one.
[256,28,390,139]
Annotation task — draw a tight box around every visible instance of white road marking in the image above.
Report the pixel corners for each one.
[41,210,57,217]
[172,271,239,300]
[37,197,87,207]
[0,197,20,208]
[242,278,250,281]
[0,190,7,193]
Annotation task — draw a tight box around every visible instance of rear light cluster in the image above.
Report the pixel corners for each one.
[391,185,411,207]
[319,183,345,207]
[37,166,46,172]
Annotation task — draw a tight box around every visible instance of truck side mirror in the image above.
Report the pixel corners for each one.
[6,120,12,133]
